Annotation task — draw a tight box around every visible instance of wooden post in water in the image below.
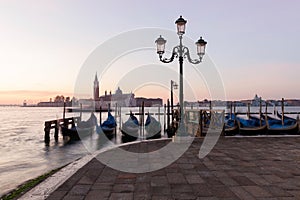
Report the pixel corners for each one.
[259,98,262,126]
[115,103,117,136]
[63,102,66,121]
[167,99,170,130]
[164,104,166,132]
[209,100,212,121]
[79,103,82,122]
[230,102,233,118]
[99,106,102,124]
[44,122,50,145]
[199,110,203,137]
[233,101,236,116]
[281,98,284,126]
[158,106,161,124]
[54,120,59,142]
[247,103,250,119]
[119,106,122,129]
[265,101,268,122]
[142,101,145,138]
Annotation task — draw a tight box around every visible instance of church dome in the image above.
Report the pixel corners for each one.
[115,87,123,95]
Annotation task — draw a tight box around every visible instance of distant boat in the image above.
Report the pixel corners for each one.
[97,111,116,138]
[145,113,161,139]
[263,113,299,135]
[121,112,139,140]
[61,112,97,140]
[236,115,267,135]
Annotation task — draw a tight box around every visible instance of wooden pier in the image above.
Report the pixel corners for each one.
[44,117,81,145]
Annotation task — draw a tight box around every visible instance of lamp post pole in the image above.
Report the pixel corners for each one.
[155,16,207,136]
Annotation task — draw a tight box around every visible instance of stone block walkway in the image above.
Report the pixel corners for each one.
[46,137,300,199]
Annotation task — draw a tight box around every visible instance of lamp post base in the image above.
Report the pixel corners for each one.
[176,121,189,137]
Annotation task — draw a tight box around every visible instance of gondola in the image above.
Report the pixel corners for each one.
[145,114,161,139]
[121,112,139,140]
[236,115,267,135]
[61,113,97,140]
[98,111,117,138]
[223,113,238,136]
[277,111,297,121]
[263,113,299,135]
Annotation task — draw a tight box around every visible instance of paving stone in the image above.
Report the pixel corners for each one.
[232,176,256,186]
[287,190,300,198]
[43,137,300,200]
[151,186,171,195]
[112,184,134,193]
[230,186,256,200]
[191,184,213,197]
[244,173,270,186]
[167,173,187,184]
[78,175,94,185]
[210,185,238,198]
[185,174,205,184]
[135,182,151,192]
[85,190,110,200]
[172,192,197,199]
[171,184,193,193]
[62,195,85,200]
[196,197,219,200]
[46,190,67,200]
[219,176,239,186]
[151,176,169,187]
[151,195,173,200]
[262,174,284,184]
[68,184,91,196]
[133,192,151,200]
[109,192,133,200]
[264,186,293,197]
[91,182,113,190]
[243,186,273,198]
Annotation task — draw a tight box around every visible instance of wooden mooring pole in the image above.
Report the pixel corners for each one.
[44,122,50,145]
[99,106,102,124]
[199,110,203,137]
[230,102,233,118]
[79,103,82,121]
[167,99,170,130]
[282,98,285,126]
[259,99,262,126]
[247,103,250,119]
[164,104,166,132]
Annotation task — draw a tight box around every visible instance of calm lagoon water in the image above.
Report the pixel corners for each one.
[0,106,165,196]
[0,105,299,196]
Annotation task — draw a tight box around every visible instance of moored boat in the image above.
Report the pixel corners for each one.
[98,111,117,138]
[145,114,161,139]
[121,112,139,140]
[263,113,299,135]
[236,115,267,135]
[223,114,238,136]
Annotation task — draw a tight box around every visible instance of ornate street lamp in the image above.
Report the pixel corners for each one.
[155,16,207,136]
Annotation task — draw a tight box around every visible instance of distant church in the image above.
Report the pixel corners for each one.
[93,73,136,107]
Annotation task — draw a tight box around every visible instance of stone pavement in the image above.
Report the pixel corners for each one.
[46,137,300,199]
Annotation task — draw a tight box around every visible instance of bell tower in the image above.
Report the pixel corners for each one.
[94,72,99,100]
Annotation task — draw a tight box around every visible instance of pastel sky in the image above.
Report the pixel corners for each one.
[0,0,300,104]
